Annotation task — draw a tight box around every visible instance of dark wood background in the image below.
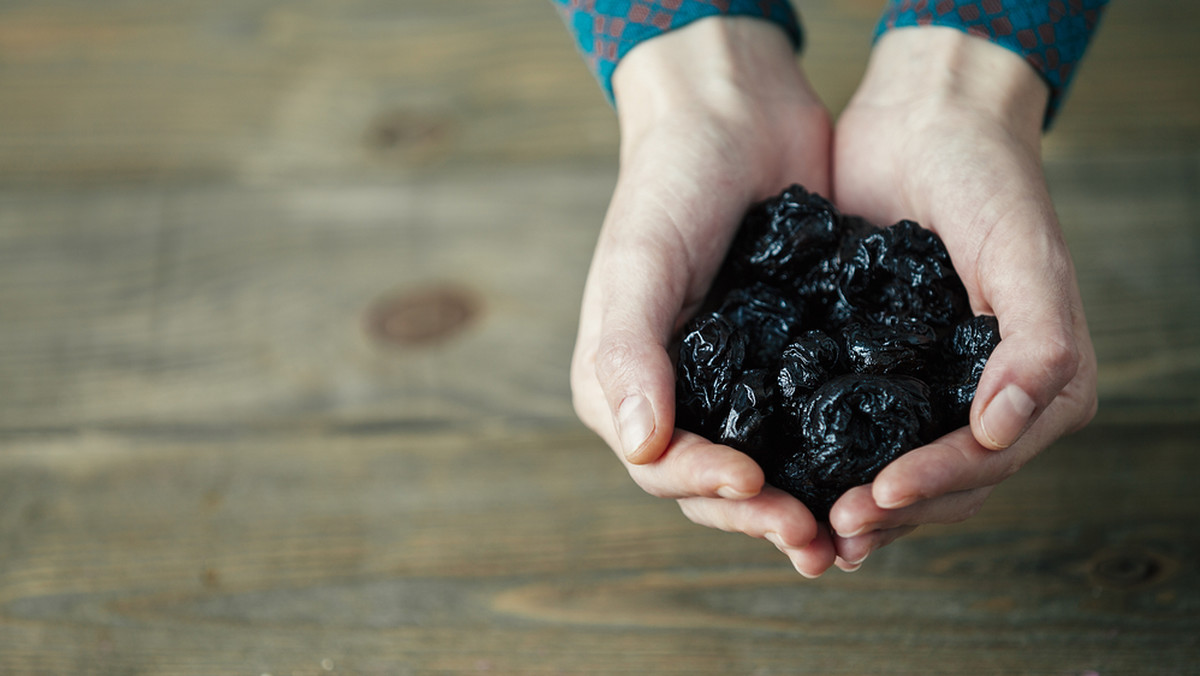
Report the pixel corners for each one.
[1,1,1197,674]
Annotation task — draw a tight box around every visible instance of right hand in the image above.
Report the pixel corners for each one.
[569,17,838,576]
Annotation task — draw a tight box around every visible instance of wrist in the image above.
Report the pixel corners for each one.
[612,17,817,135]
[853,27,1049,137]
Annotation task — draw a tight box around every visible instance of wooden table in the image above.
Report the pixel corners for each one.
[1,1,1197,673]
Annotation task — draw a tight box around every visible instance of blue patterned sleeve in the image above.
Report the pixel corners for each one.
[876,0,1110,127]
[550,0,803,105]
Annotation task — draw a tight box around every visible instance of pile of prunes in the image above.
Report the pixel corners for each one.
[674,185,1000,520]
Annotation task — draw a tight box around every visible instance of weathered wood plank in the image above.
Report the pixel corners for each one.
[0,0,1196,183]
[0,170,607,430]
[0,421,1196,674]
[1,0,1198,673]
[2,150,1197,433]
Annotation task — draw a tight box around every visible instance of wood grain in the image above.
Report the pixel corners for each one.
[1,0,1198,674]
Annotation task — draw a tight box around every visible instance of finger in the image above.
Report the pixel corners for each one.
[833,526,916,572]
[869,381,1090,512]
[784,525,838,579]
[679,491,836,578]
[677,485,819,552]
[624,429,764,500]
[872,426,1014,511]
[574,337,764,500]
[830,481,993,539]
[587,186,748,466]
[967,199,1083,451]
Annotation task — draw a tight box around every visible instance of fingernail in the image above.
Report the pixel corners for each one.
[765,531,802,550]
[980,384,1036,449]
[839,554,868,573]
[875,489,912,510]
[845,553,869,567]
[717,485,755,500]
[617,394,654,460]
[837,525,868,538]
[794,560,822,579]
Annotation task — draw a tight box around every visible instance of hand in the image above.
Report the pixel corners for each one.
[570,17,839,576]
[827,28,1099,571]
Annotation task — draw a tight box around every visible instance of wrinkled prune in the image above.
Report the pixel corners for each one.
[717,283,803,365]
[838,220,971,329]
[673,185,1001,519]
[775,375,933,520]
[728,185,842,286]
[843,318,936,376]
[717,369,778,459]
[932,314,1002,433]
[777,331,839,405]
[675,313,746,438]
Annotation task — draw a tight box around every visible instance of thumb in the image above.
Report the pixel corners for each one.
[594,323,678,465]
[583,164,751,464]
[591,236,692,465]
[968,212,1082,451]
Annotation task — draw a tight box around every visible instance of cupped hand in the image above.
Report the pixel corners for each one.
[570,17,838,576]
[827,28,1098,570]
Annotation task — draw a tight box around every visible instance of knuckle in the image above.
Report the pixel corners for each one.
[996,454,1025,482]
[958,499,985,522]
[630,471,671,499]
[569,357,594,421]
[1037,334,1080,386]
[593,332,642,388]
[944,496,986,524]
[1072,352,1100,431]
[676,500,713,529]
[1073,389,1099,433]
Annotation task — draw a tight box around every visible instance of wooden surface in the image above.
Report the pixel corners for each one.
[1,1,1198,674]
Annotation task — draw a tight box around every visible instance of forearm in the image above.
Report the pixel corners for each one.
[550,0,802,106]
[612,17,817,135]
[853,27,1049,140]
[875,0,1110,126]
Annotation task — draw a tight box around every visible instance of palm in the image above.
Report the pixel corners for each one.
[824,96,1097,563]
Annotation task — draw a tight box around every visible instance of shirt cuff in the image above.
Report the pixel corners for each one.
[551,0,803,106]
[875,0,1109,128]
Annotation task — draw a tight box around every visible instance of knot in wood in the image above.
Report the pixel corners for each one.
[364,109,454,158]
[1089,548,1170,589]
[366,284,480,347]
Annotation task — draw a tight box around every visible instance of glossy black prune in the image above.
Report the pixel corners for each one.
[674,185,1001,521]
[843,318,936,376]
[675,313,746,438]
[717,283,803,365]
[838,219,971,329]
[932,314,1002,433]
[774,375,933,519]
[728,185,842,286]
[717,369,778,460]
[777,331,839,406]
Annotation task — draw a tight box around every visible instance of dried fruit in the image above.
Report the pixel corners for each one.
[674,185,1001,519]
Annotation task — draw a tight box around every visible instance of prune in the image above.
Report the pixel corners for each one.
[774,375,933,520]
[838,220,971,328]
[728,185,842,286]
[843,318,936,376]
[932,314,1002,434]
[675,313,746,438]
[717,369,778,459]
[717,283,803,365]
[673,185,1001,520]
[777,331,839,406]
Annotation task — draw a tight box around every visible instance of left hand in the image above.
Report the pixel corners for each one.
[827,28,1099,572]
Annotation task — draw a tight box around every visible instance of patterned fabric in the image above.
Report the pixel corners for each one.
[877,0,1110,125]
[550,0,802,104]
